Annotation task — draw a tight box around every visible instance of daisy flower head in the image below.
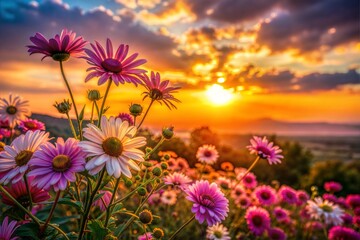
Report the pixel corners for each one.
[117,113,134,126]
[216,177,232,190]
[245,206,271,236]
[236,195,252,209]
[28,138,86,191]
[1,176,50,207]
[206,223,231,240]
[296,190,310,205]
[160,190,177,205]
[306,197,344,225]
[231,185,246,200]
[27,29,87,61]
[267,227,287,240]
[185,180,229,226]
[196,145,219,165]
[253,185,277,206]
[0,94,30,128]
[79,116,146,178]
[0,216,19,240]
[324,181,342,193]
[240,172,258,189]
[328,226,360,240]
[18,118,45,133]
[0,130,49,184]
[220,162,234,172]
[93,190,112,211]
[174,157,190,172]
[83,39,146,86]
[247,136,283,164]
[273,206,290,223]
[278,186,298,205]
[163,172,192,190]
[141,71,181,109]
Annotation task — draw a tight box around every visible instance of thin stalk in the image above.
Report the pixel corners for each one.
[65,112,78,139]
[23,175,33,210]
[169,215,195,240]
[232,156,260,190]
[41,191,61,232]
[59,61,82,139]
[97,79,112,127]
[90,101,95,124]
[144,136,165,160]
[137,99,154,129]
[104,177,121,227]
[133,116,137,126]
[94,101,100,123]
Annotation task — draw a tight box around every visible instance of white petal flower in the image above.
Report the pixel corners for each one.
[206,223,231,240]
[196,145,219,165]
[0,94,30,128]
[306,197,344,226]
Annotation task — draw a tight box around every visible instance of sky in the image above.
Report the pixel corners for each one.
[0,0,359,133]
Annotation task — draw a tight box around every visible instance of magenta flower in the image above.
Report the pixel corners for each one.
[18,118,45,133]
[247,136,283,164]
[185,180,229,226]
[267,227,286,240]
[324,181,342,193]
[141,71,181,109]
[278,186,298,205]
[138,232,153,240]
[117,113,134,125]
[241,172,258,189]
[346,194,360,209]
[237,195,252,209]
[296,190,309,205]
[323,193,338,203]
[273,207,290,223]
[328,226,360,240]
[28,138,86,191]
[83,39,146,86]
[245,206,270,236]
[1,176,50,208]
[93,190,112,211]
[341,213,353,225]
[27,29,87,61]
[163,172,192,190]
[253,185,277,206]
[0,217,19,240]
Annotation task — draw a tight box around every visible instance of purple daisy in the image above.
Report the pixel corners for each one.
[18,118,45,133]
[245,206,270,236]
[117,113,134,125]
[253,185,277,206]
[328,226,360,240]
[247,136,283,164]
[273,206,290,223]
[83,39,146,86]
[0,217,19,240]
[28,138,86,191]
[27,29,87,61]
[185,180,229,226]
[324,181,342,193]
[267,227,287,240]
[278,186,298,205]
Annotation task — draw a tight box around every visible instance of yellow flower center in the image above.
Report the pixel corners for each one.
[15,150,33,166]
[214,231,223,238]
[102,137,123,157]
[320,204,333,213]
[6,106,17,115]
[52,155,71,172]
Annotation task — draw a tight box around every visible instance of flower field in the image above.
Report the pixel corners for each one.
[0,29,359,240]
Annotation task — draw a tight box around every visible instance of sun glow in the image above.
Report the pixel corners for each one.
[206,84,234,106]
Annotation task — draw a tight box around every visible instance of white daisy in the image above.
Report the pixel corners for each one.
[0,130,50,184]
[196,145,219,165]
[78,116,146,178]
[0,94,30,128]
[206,223,231,240]
[160,190,177,205]
[306,197,344,225]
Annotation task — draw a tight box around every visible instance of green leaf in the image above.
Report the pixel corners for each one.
[92,192,105,202]
[2,206,26,221]
[87,220,109,240]
[111,203,123,215]
[57,198,84,213]
[79,105,86,121]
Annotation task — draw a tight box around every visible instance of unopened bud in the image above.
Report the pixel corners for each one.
[139,209,153,224]
[143,161,153,168]
[53,99,72,114]
[162,126,174,140]
[87,90,101,101]
[137,187,147,196]
[125,180,133,188]
[129,103,143,117]
[152,167,162,177]
[164,154,170,160]
[160,162,168,170]
[153,228,164,239]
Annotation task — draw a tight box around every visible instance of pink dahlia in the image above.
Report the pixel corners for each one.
[83,39,146,86]
[163,172,192,190]
[0,130,49,184]
[0,217,19,240]
[0,94,30,128]
[253,185,277,206]
[117,113,134,126]
[185,180,229,226]
[141,71,181,109]
[196,145,219,165]
[1,176,50,208]
[328,226,360,240]
[18,118,45,133]
[278,186,298,205]
[93,190,112,211]
[324,181,342,193]
[245,206,270,236]
[28,138,86,191]
[267,227,286,240]
[240,172,258,189]
[247,136,283,164]
[27,29,87,61]
[273,207,290,223]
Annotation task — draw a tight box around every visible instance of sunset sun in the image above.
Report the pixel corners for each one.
[206,84,234,106]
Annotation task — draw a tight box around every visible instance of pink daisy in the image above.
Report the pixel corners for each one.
[267,227,287,240]
[83,39,146,86]
[93,190,112,211]
[230,185,246,200]
[185,180,229,226]
[138,232,153,240]
[18,118,45,133]
[247,136,283,164]
[0,94,30,128]
[141,71,181,109]
[0,130,49,184]
[241,172,258,189]
[278,186,298,205]
[323,193,338,203]
[253,185,277,206]
[0,217,19,240]
[163,172,192,190]
[28,138,86,191]
[341,213,353,225]
[324,181,342,193]
[236,195,252,209]
[296,190,309,205]
[328,226,360,240]
[1,176,50,208]
[27,29,87,61]
[245,206,270,236]
[117,113,134,126]
[216,177,232,190]
[273,207,290,223]
[196,145,219,165]
[160,190,177,205]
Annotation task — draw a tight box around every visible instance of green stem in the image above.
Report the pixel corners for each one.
[144,136,165,160]
[59,60,82,140]
[133,116,137,126]
[90,101,95,124]
[23,174,33,210]
[78,170,106,240]
[104,177,121,227]
[137,99,154,129]
[169,215,195,240]
[65,112,78,139]
[41,191,61,232]
[97,79,112,127]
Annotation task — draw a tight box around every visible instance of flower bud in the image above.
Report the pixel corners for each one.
[163,171,169,176]
[139,209,153,224]
[164,154,170,160]
[152,228,164,239]
[143,161,153,168]
[135,175,141,181]
[53,99,72,114]
[129,103,143,117]
[162,126,174,140]
[87,90,101,101]
[160,162,168,170]
[137,187,147,196]
[145,147,152,153]
[125,180,133,188]
[152,167,162,177]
